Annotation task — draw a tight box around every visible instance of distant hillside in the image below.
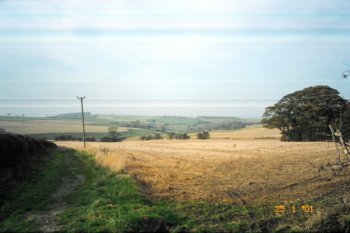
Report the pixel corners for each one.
[0,114,261,140]
[51,112,92,119]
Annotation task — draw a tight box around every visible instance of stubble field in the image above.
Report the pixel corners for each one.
[57,132,348,207]
[0,120,131,134]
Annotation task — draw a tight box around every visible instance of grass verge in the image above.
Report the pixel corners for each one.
[59,151,183,233]
[0,150,66,232]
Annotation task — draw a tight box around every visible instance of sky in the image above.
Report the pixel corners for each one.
[0,0,350,118]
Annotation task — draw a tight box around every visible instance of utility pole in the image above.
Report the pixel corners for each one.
[77,96,86,148]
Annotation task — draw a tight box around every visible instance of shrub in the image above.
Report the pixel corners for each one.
[167,132,175,139]
[175,133,190,140]
[86,137,96,142]
[139,134,163,141]
[0,133,57,202]
[100,136,123,142]
[197,130,210,139]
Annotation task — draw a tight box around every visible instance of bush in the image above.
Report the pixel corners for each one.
[166,132,190,140]
[197,130,210,139]
[100,136,123,142]
[153,133,161,139]
[86,137,96,142]
[0,133,57,203]
[167,132,175,139]
[0,134,56,171]
[54,135,96,142]
[139,134,163,141]
[175,133,190,140]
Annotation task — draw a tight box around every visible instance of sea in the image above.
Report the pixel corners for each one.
[0,99,276,118]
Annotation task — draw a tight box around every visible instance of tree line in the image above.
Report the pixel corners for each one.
[54,135,97,142]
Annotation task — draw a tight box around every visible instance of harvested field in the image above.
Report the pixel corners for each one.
[204,125,281,140]
[58,139,349,205]
[0,120,130,134]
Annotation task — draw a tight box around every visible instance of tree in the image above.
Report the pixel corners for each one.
[197,130,210,139]
[108,127,119,138]
[339,103,350,141]
[154,133,162,140]
[139,133,163,141]
[167,132,175,139]
[261,85,347,141]
[101,127,123,142]
[175,133,190,139]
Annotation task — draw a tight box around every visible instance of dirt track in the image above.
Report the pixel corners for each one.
[26,151,85,232]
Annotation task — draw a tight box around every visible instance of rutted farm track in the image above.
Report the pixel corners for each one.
[26,150,86,232]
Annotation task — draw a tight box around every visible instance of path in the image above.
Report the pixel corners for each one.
[26,151,86,232]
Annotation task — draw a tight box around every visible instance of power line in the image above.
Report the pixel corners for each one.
[77,96,86,148]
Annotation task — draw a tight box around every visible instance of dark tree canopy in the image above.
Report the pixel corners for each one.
[261,85,347,141]
[197,130,210,140]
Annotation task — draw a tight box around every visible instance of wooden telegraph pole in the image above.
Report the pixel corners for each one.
[77,96,86,148]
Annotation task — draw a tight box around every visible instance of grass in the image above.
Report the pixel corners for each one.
[172,201,253,232]
[0,146,286,233]
[59,151,183,233]
[0,114,249,138]
[59,140,339,203]
[0,151,66,232]
[2,143,350,232]
[0,148,185,232]
[4,121,350,232]
[58,136,350,232]
[28,128,152,141]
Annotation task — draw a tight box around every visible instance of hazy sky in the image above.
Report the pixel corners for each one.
[1,0,350,117]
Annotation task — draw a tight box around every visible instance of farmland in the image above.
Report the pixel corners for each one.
[192,125,281,140]
[58,138,343,204]
[0,114,256,140]
[56,126,350,231]
[2,124,350,231]
[0,120,114,134]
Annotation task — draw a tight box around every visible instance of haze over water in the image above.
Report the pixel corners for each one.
[0,99,276,118]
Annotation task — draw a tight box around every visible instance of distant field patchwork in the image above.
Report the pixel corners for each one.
[0,120,129,134]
